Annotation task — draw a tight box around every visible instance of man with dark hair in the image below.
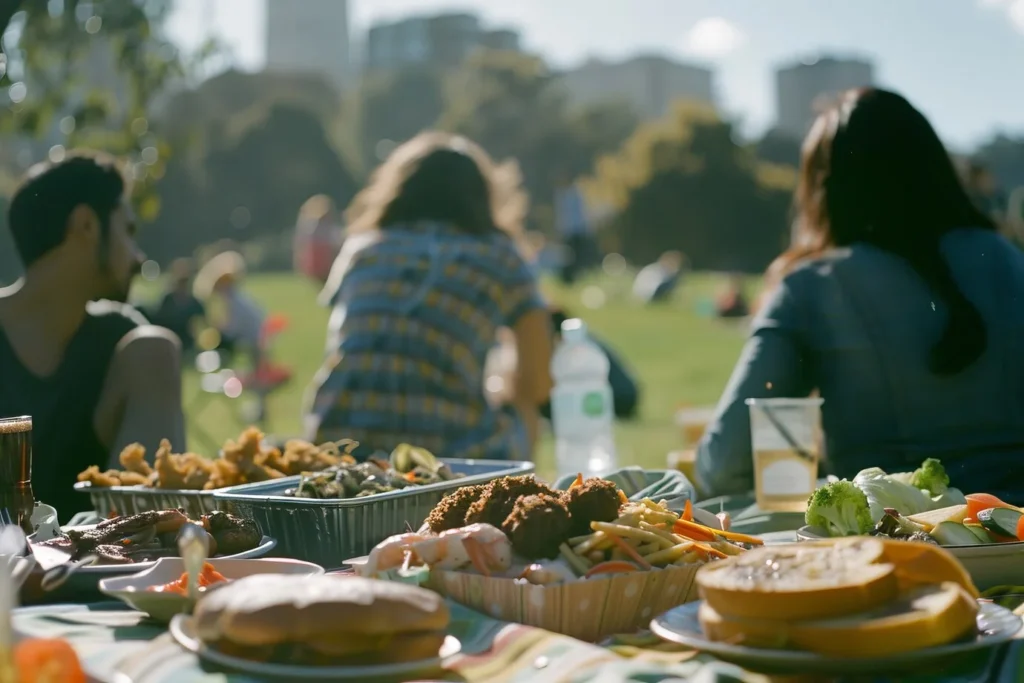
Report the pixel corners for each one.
[0,154,185,520]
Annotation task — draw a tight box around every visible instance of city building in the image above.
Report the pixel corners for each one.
[366,13,521,71]
[559,55,715,120]
[266,0,351,92]
[775,55,875,139]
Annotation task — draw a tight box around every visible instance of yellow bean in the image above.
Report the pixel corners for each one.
[711,540,744,556]
[591,521,675,548]
[644,542,695,566]
[636,542,661,556]
[638,510,680,525]
[574,531,608,556]
[639,521,683,544]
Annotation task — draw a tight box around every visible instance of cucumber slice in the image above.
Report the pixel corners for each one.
[929,521,986,546]
[965,524,994,543]
[977,507,1023,539]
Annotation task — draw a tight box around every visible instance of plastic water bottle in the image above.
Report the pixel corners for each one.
[550,319,618,477]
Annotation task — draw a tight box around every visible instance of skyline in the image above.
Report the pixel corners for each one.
[165,0,1024,150]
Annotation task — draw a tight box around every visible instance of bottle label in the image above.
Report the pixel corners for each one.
[552,385,614,437]
[582,391,606,417]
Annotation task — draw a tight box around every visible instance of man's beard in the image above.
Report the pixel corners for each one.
[100,266,137,303]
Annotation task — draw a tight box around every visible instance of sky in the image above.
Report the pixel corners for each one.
[164,0,1024,150]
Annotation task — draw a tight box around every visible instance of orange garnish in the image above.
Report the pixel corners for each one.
[690,541,729,559]
[608,533,652,570]
[672,518,717,542]
[617,489,629,504]
[569,473,584,490]
[682,499,693,522]
[14,639,86,683]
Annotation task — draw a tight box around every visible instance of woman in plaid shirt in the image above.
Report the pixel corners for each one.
[305,133,553,461]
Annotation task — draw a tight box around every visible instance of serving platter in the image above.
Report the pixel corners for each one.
[650,600,1021,675]
[170,614,462,680]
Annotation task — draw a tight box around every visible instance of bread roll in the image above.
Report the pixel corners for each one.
[700,582,978,658]
[696,537,899,621]
[194,575,450,665]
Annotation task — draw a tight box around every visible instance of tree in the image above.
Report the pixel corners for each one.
[586,102,794,271]
[353,66,445,173]
[440,50,639,231]
[973,134,1024,191]
[1,0,212,221]
[755,128,803,168]
[144,102,358,267]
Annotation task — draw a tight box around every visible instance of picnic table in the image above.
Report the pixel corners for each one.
[14,592,1023,683]
[15,478,1020,683]
[15,501,1024,683]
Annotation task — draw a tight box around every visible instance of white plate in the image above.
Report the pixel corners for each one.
[169,613,462,680]
[99,557,324,622]
[650,600,1022,675]
[797,526,1024,590]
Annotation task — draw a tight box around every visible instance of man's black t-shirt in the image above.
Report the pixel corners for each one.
[0,301,144,522]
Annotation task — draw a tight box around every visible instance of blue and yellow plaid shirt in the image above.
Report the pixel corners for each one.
[307,223,544,460]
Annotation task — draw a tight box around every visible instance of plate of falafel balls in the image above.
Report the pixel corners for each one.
[352,474,757,585]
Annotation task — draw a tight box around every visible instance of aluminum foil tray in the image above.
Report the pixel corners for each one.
[212,459,535,569]
[74,482,224,519]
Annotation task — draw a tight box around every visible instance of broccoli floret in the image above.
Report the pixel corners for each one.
[805,480,874,537]
[910,458,949,495]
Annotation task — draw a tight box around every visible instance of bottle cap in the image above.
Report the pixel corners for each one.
[561,318,587,341]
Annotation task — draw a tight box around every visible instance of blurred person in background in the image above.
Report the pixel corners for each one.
[194,251,265,368]
[697,88,1024,502]
[554,170,597,285]
[543,306,640,420]
[151,258,205,354]
[632,250,685,304]
[293,194,344,285]
[0,154,184,518]
[965,162,1008,229]
[307,132,552,460]
[714,274,750,319]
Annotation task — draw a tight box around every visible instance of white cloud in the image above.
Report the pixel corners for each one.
[684,17,746,59]
[979,0,1024,32]
[1010,0,1024,30]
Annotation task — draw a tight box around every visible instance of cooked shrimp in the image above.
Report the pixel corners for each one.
[359,532,427,576]
[410,523,512,576]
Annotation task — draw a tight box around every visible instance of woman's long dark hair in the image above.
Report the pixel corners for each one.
[345,131,528,242]
[769,88,997,376]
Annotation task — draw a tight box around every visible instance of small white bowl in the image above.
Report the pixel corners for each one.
[99,557,324,622]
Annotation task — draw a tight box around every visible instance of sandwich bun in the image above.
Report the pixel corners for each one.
[699,582,978,658]
[194,574,449,665]
[697,537,899,621]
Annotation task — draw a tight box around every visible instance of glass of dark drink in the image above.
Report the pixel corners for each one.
[0,415,34,534]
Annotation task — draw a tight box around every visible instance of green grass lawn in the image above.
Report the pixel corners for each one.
[178,271,751,480]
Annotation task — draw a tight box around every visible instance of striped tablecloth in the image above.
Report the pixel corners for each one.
[11,600,1024,683]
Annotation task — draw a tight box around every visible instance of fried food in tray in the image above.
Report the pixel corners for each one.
[364,474,763,585]
[33,509,262,564]
[76,427,353,491]
[283,444,463,499]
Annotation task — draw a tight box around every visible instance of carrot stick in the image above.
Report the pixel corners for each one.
[691,541,729,559]
[672,519,717,542]
[617,489,628,504]
[569,473,584,490]
[609,533,653,570]
[682,499,693,522]
[713,529,764,546]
